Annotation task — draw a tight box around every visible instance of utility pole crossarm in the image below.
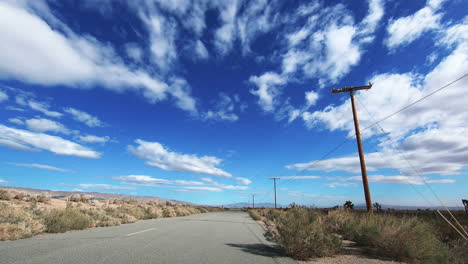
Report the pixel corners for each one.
[332,83,372,94]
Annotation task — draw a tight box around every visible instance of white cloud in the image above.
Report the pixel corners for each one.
[0,124,100,158]
[78,135,110,144]
[128,139,232,178]
[8,118,23,125]
[143,13,178,71]
[6,162,72,172]
[25,118,70,134]
[201,177,248,190]
[385,1,442,49]
[328,175,455,186]
[174,186,223,193]
[194,40,209,60]
[168,78,197,114]
[16,98,62,117]
[251,0,384,114]
[75,184,135,190]
[235,177,252,185]
[124,43,143,61]
[113,175,204,186]
[64,107,103,127]
[0,178,7,185]
[359,0,384,37]
[278,176,321,180]
[0,90,8,102]
[325,182,357,188]
[292,32,468,178]
[0,2,197,114]
[305,91,319,107]
[203,93,241,122]
[214,0,239,55]
[249,72,286,112]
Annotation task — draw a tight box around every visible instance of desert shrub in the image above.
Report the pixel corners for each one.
[37,195,50,203]
[162,207,177,217]
[328,211,453,264]
[265,208,341,260]
[104,207,137,224]
[69,194,89,203]
[0,190,14,200]
[13,192,27,200]
[248,210,261,221]
[447,239,468,264]
[197,207,209,213]
[0,202,45,240]
[80,208,121,227]
[143,206,163,219]
[44,208,91,233]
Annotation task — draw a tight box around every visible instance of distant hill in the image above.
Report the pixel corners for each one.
[0,186,189,204]
[224,202,286,208]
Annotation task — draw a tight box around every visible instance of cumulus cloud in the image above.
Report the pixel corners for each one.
[78,135,110,144]
[0,1,197,114]
[278,176,321,180]
[201,177,248,190]
[194,40,209,60]
[113,175,204,186]
[15,97,62,118]
[174,186,223,193]
[326,175,455,186]
[8,118,23,125]
[250,0,384,113]
[6,162,72,172]
[73,184,135,190]
[25,118,70,134]
[235,177,252,185]
[128,139,232,178]
[385,0,443,49]
[249,72,286,112]
[64,108,103,127]
[0,90,8,102]
[0,124,100,158]
[203,93,244,122]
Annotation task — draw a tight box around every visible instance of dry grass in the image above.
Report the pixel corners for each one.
[0,202,45,240]
[255,208,467,263]
[248,209,261,221]
[0,188,222,240]
[263,208,342,260]
[327,211,453,263]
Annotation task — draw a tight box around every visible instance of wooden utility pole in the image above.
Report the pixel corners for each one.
[269,177,280,209]
[332,83,373,214]
[252,194,255,208]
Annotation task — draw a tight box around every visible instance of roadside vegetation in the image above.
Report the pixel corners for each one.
[0,189,222,241]
[248,204,468,263]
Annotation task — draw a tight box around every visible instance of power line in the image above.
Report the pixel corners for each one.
[361,72,468,133]
[356,95,468,239]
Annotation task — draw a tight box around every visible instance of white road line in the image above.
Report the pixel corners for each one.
[125,228,157,237]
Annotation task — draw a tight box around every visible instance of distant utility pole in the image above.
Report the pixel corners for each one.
[269,177,280,209]
[252,194,255,208]
[332,83,373,214]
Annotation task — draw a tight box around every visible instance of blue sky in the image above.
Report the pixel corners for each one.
[0,0,467,207]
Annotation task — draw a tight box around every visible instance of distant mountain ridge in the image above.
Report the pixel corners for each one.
[0,186,189,204]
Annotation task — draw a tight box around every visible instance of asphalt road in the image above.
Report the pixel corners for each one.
[0,210,295,264]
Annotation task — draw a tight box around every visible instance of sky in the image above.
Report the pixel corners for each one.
[0,0,467,207]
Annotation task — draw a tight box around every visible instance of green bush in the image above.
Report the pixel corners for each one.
[265,208,341,260]
[44,208,91,233]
